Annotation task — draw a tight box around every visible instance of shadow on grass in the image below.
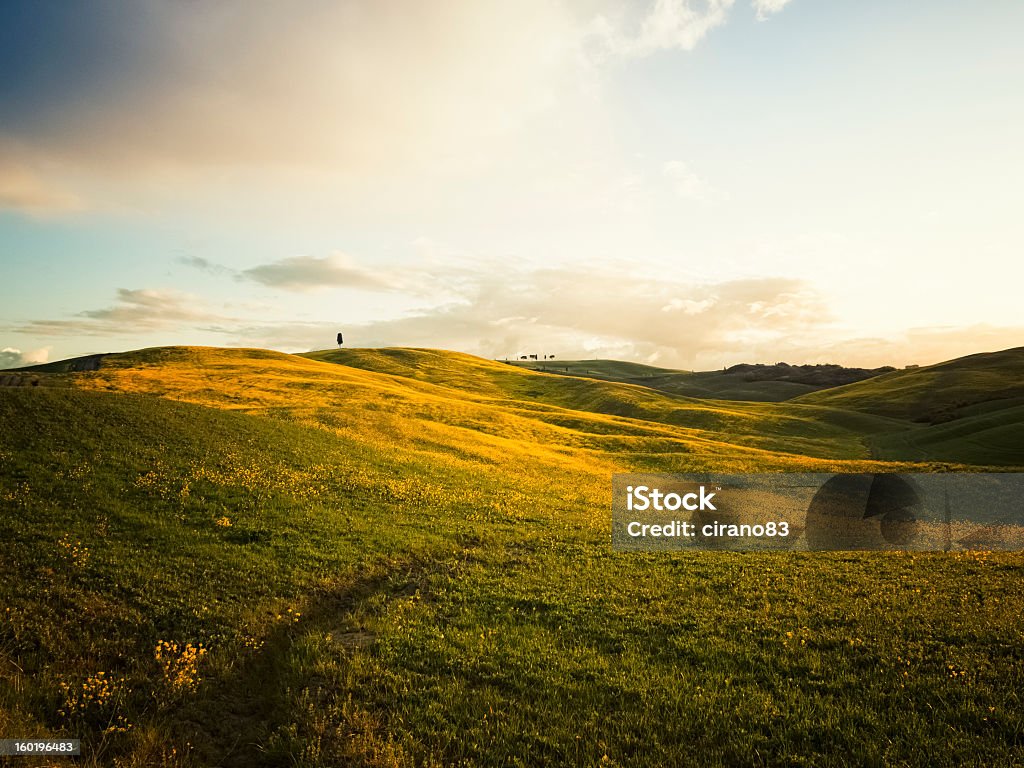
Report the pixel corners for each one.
[167,559,435,768]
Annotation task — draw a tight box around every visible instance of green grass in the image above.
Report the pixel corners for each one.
[870,403,1024,466]
[2,346,1023,766]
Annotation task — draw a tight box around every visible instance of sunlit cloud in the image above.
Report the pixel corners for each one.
[225,267,835,368]
[7,266,1023,370]
[16,289,234,337]
[2,1,1021,372]
[0,0,775,212]
[0,2,587,188]
[819,327,1024,370]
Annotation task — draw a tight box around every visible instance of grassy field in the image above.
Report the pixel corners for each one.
[1,346,1023,766]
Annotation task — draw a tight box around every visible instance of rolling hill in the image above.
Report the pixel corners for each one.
[794,347,1024,421]
[506,358,894,402]
[302,347,909,462]
[2,345,1023,766]
[794,347,1024,466]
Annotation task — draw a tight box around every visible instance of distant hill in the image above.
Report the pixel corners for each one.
[794,347,1024,466]
[7,345,1022,467]
[794,347,1024,422]
[505,358,893,402]
[7,352,106,373]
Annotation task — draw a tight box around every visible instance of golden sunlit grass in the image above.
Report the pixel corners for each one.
[68,345,939,473]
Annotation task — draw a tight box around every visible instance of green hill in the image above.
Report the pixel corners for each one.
[504,358,686,380]
[2,345,1024,766]
[506,358,893,402]
[794,347,1024,422]
[870,403,1024,465]
[9,352,107,373]
[791,347,1024,465]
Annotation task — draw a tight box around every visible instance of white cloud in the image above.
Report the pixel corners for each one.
[586,0,735,60]
[23,347,50,364]
[223,267,831,369]
[752,0,793,21]
[0,346,49,369]
[818,326,1024,370]
[12,266,1023,371]
[662,298,716,314]
[240,253,400,293]
[0,0,790,216]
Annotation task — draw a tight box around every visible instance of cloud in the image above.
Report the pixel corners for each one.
[359,271,827,369]
[751,0,793,21]
[11,268,1022,370]
[177,255,232,277]
[240,253,400,293]
[633,0,734,54]
[18,289,232,336]
[318,277,1021,370]
[0,0,789,211]
[662,298,716,314]
[586,0,734,60]
[225,267,831,369]
[0,348,26,369]
[0,2,586,182]
[0,346,50,369]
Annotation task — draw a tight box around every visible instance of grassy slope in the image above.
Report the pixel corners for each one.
[504,358,888,402]
[302,348,905,462]
[795,347,1024,466]
[871,403,1024,466]
[1,347,1023,767]
[794,347,1024,420]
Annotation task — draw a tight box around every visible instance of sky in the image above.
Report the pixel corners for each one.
[2,0,1022,371]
